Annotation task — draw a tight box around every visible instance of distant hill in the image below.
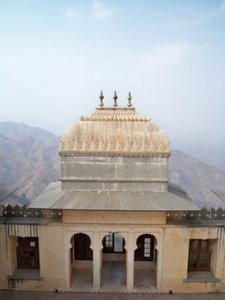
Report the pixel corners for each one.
[172,139,225,172]
[0,121,58,144]
[185,145,225,172]
[0,122,60,201]
[0,122,224,208]
[169,151,225,208]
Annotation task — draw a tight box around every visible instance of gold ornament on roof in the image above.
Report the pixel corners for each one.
[127,91,132,107]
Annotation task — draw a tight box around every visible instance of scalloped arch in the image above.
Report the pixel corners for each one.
[135,233,157,251]
[70,232,93,250]
[101,232,126,251]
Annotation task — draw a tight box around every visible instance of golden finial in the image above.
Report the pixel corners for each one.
[127,91,132,107]
[113,90,118,107]
[99,90,104,107]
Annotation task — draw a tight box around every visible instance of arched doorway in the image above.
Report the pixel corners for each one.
[134,234,157,288]
[70,233,93,290]
[101,233,126,289]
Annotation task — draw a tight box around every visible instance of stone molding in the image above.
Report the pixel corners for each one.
[0,205,62,219]
[167,208,225,222]
[59,177,168,183]
[59,151,170,158]
[2,206,225,222]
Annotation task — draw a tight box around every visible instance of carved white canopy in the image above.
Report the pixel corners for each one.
[59,106,170,156]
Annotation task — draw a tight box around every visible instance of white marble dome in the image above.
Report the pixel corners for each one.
[59,106,170,156]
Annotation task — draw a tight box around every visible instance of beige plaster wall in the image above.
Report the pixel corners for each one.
[0,226,18,289]
[0,224,10,289]
[38,225,67,291]
[62,210,166,225]
[0,223,67,291]
[8,236,17,275]
[162,226,189,291]
[162,226,225,293]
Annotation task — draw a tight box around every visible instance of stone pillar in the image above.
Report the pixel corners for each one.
[64,235,72,288]
[93,231,101,290]
[126,231,134,290]
[155,233,163,289]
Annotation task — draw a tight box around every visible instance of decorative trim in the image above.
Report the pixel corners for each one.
[80,107,149,122]
[0,205,62,219]
[167,208,225,222]
[59,177,168,183]
[59,151,170,158]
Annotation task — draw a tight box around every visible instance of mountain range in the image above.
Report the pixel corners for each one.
[0,121,224,208]
[0,122,60,201]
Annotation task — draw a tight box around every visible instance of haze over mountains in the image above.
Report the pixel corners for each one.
[0,122,60,201]
[0,121,224,208]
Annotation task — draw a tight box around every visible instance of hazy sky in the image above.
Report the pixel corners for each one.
[0,0,225,147]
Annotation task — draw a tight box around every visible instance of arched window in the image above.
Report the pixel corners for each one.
[103,233,125,253]
[74,233,93,260]
[135,234,155,261]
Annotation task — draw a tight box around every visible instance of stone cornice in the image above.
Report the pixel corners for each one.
[59,177,169,183]
[59,151,170,158]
